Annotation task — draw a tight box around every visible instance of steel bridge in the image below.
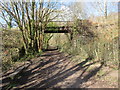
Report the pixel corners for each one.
[45,21,74,33]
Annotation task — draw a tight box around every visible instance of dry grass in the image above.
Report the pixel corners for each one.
[2,29,23,71]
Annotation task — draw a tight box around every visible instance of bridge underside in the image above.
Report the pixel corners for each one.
[44,26,72,33]
[44,30,69,33]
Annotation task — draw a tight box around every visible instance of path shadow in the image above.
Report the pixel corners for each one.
[1,50,105,89]
[68,63,104,88]
[18,57,101,89]
[1,50,72,89]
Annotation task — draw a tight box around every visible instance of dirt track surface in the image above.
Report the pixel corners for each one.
[2,50,118,89]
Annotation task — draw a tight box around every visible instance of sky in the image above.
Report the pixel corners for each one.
[0,0,119,25]
[57,1,118,20]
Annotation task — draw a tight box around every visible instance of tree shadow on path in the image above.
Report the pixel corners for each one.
[22,57,102,89]
[2,50,104,89]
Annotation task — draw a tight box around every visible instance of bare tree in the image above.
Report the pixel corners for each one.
[0,8,13,29]
[90,1,108,19]
[0,0,59,54]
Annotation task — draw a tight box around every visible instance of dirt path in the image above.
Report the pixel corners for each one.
[2,50,118,89]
